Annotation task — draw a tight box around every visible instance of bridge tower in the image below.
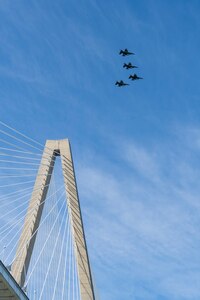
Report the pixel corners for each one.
[11,139,95,300]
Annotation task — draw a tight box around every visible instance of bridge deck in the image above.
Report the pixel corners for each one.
[0,261,29,300]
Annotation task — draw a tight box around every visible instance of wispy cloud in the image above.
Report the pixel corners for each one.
[75,126,200,299]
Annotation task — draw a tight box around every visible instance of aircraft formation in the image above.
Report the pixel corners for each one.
[115,48,143,87]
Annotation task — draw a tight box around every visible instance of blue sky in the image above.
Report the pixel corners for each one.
[0,0,200,299]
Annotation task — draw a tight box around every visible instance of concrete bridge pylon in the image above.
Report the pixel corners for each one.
[11,139,95,300]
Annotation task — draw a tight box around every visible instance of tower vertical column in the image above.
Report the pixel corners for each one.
[60,140,95,300]
[11,140,58,287]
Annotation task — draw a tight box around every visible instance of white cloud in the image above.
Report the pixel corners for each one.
[75,130,200,299]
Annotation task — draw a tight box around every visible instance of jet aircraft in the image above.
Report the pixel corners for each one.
[123,63,138,70]
[115,80,129,87]
[129,74,143,80]
[119,49,134,56]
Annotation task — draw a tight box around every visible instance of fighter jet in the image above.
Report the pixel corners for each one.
[119,49,134,56]
[129,74,143,80]
[123,63,138,70]
[115,80,129,87]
